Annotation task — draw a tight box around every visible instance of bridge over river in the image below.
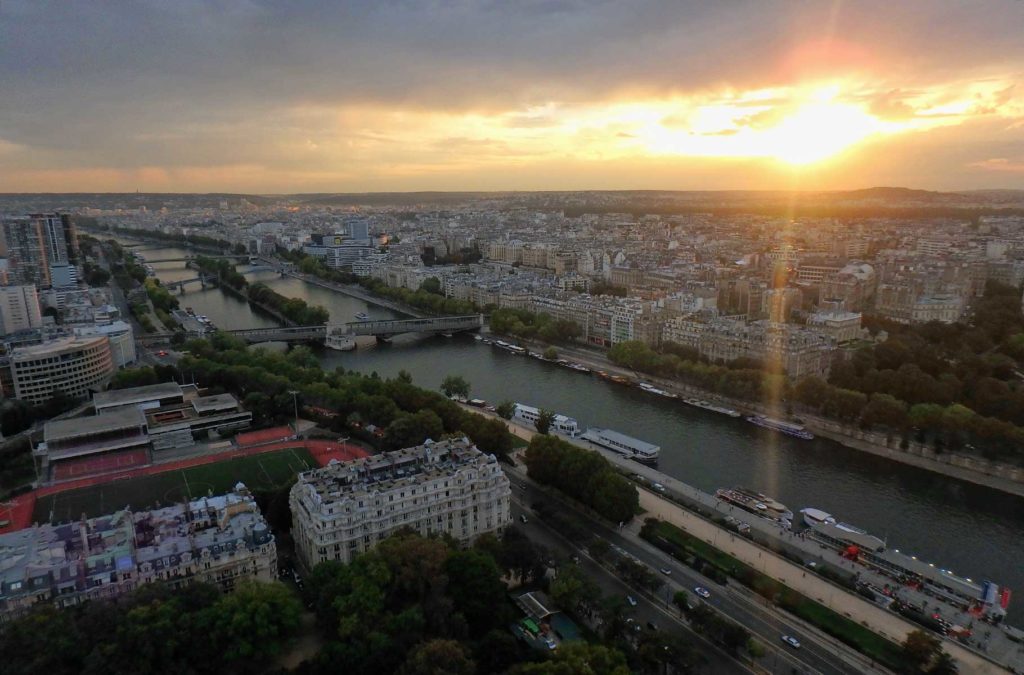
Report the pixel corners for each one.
[226,314,483,343]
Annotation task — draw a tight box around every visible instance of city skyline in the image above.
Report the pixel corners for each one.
[2,1,1023,193]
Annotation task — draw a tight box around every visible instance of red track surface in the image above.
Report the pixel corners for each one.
[52,449,151,481]
[235,426,296,448]
[0,437,369,535]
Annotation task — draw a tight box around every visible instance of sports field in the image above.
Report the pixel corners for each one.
[34,447,316,523]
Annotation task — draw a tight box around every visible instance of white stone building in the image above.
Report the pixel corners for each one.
[290,438,511,568]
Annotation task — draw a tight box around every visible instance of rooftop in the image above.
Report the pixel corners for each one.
[93,381,184,410]
[296,438,500,506]
[44,406,147,444]
[10,334,107,361]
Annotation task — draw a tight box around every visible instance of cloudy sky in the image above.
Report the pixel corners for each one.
[2,0,1023,193]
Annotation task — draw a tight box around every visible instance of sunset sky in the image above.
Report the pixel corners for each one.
[2,1,1023,193]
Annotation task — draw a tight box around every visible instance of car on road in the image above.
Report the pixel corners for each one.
[646,621,658,631]
[659,567,672,575]
[520,515,529,523]
[652,483,666,492]
[626,595,637,607]
[781,635,801,649]
[157,350,168,356]
[694,586,711,599]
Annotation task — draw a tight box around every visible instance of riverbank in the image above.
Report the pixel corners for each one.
[504,333,1024,499]
[467,406,1015,673]
[284,271,425,319]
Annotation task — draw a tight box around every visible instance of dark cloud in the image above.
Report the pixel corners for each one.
[1,1,1023,188]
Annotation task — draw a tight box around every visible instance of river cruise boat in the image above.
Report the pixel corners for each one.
[746,414,814,439]
[494,340,526,355]
[580,427,659,464]
[513,403,580,436]
[684,398,741,417]
[800,507,836,528]
[354,312,369,320]
[324,325,356,351]
[638,382,678,399]
[716,487,793,526]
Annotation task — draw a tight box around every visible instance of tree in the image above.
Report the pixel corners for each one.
[901,629,942,672]
[204,581,303,663]
[509,642,631,675]
[444,549,509,636]
[495,400,516,420]
[535,409,556,435]
[543,346,558,360]
[440,374,470,400]
[550,563,602,616]
[927,650,959,675]
[419,277,443,295]
[399,639,475,675]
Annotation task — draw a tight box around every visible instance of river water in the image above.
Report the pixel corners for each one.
[135,242,1024,622]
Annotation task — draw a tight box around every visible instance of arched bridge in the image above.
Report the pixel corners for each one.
[225,314,484,344]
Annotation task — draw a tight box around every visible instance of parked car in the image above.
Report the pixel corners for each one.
[626,595,638,607]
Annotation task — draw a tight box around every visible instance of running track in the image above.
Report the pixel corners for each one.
[0,439,368,535]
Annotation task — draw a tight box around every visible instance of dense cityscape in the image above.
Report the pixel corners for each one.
[5,1,1024,674]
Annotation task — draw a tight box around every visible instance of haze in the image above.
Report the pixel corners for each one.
[2,0,1023,193]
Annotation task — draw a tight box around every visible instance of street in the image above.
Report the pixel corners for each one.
[505,470,870,675]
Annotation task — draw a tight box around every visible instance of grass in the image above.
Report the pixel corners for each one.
[643,519,907,670]
[510,435,528,449]
[35,447,316,523]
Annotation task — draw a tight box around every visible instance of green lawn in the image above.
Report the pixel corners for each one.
[35,447,315,523]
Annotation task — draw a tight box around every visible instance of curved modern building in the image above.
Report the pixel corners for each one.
[10,334,114,404]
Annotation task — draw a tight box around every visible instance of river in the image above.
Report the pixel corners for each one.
[133,241,1024,622]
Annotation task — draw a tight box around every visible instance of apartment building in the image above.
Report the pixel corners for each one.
[0,489,276,624]
[290,438,511,568]
[0,285,43,335]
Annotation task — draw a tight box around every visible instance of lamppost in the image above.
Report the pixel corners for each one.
[289,389,300,435]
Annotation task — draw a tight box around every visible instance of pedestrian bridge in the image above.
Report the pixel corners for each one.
[225,314,484,344]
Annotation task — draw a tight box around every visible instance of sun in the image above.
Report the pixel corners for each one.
[630,87,894,166]
[759,101,886,165]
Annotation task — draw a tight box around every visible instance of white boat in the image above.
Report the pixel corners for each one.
[354,312,369,321]
[800,508,836,528]
[473,334,483,341]
[638,382,679,399]
[580,427,660,464]
[747,415,814,439]
[685,398,741,417]
[324,325,356,351]
[514,403,580,436]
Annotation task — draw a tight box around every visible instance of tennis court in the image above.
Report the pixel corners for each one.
[34,446,315,523]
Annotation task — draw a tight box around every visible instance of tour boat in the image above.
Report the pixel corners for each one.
[746,414,814,439]
[513,403,580,436]
[580,427,660,464]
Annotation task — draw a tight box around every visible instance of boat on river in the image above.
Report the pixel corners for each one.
[354,312,369,321]
[638,382,678,399]
[514,403,580,436]
[325,325,356,351]
[716,487,793,526]
[684,398,741,417]
[580,427,659,464]
[746,414,814,439]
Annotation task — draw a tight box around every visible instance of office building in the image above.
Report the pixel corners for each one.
[290,438,511,568]
[9,335,114,404]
